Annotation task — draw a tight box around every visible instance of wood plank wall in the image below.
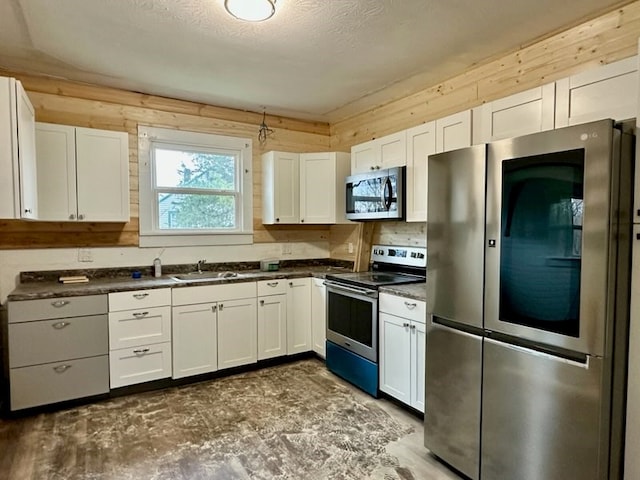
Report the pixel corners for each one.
[330,1,640,261]
[0,74,332,249]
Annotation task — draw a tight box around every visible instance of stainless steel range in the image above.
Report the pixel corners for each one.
[324,245,426,397]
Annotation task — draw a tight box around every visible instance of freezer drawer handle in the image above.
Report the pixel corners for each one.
[404,301,417,309]
[133,293,149,299]
[52,321,70,329]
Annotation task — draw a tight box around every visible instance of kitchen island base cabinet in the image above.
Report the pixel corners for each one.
[172,303,217,379]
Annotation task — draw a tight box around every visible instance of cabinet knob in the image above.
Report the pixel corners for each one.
[370,166,375,171]
[78,214,85,220]
[301,219,304,223]
[375,165,380,170]
[411,325,416,331]
[260,300,265,306]
[289,281,293,287]
[69,213,76,220]
[403,322,410,328]
[276,218,280,222]
[24,208,32,214]
[212,305,217,312]
[219,303,224,310]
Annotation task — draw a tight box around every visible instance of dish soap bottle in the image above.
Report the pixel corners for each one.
[153,257,162,278]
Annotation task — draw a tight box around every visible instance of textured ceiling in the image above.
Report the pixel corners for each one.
[0,0,630,122]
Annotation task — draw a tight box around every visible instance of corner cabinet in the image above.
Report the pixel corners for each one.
[262,151,351,224]
[35,123,130,222]
[0,77,37,220]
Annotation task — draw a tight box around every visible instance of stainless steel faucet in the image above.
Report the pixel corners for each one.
[197,259,206,274]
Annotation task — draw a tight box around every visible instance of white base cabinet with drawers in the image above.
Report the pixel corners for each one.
[379,293,426,412]
[7,294,109,410]
[108,288,172,388]
[172,282,257,377]
[257,279,288,360]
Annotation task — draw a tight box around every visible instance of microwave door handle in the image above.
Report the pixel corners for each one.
[383,176,393,210]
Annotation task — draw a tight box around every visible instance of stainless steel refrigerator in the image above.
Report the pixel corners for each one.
[424,119,633,480]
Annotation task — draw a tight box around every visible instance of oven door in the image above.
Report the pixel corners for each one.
[325,281,378,362]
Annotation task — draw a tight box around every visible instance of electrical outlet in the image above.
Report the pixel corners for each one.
[78,248,93,262]
[282,243,292,255]
[348,242,354,254]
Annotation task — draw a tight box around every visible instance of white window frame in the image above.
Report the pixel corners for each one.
[138,126,253,247]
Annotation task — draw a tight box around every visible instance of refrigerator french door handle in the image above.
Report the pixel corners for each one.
[431,315,484,338]
[484,337,590,369]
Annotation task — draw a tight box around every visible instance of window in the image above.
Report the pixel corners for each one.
[138,126,252,247]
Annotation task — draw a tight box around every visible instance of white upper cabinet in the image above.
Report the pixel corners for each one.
[556,56,638,128]
[35,123,130,222]
[477,83,555,142]
[436,110,472,153]
[406,122,436,222]
[262,150,300,224]
[0,77,37,220]
[262,150,350,224]
[299,152,350,224]
[350,131,406,173]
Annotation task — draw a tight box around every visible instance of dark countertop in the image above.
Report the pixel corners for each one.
[7,266,350,302]
[379,282,427,302]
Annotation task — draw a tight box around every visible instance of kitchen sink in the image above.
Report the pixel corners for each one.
[171,271,240,282]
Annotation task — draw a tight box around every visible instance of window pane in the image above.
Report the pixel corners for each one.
[158,193,236,229]
[154,148,236,190]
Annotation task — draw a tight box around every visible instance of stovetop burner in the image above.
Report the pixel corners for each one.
[325,271,425,289]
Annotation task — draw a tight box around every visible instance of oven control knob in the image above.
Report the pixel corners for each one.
[389,249,396,256]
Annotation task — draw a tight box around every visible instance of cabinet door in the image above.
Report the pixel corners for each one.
[35,123,77,221]
[311,278,326,357]
[478,83,555,142]
[286,278,311,354]
[379,131,407,169]
[217,297,257,369]
[406,122,436,222]
[75,127,129,221]
[351,139,378,173]
[436,110,472,153]
[262,151,300,224]
[556,56,637,128]
[300,152,335,224]
[257,294,287,360]
[626,224,640,479]
[410,321,426,413]
[379,312,411,403]
[172,303,217,379]
[0,77,19,219]
[15,80,38,219]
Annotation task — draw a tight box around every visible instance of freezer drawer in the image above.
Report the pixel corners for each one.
[424,321,482,480]
[481,338,604,480]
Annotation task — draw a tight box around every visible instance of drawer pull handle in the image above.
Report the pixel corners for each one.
[267,282,278,287]
[132,311,149,318]
[133,348,150,355]
[51,300,70,308]
[133,293,149,299]
[53,364,72,373]
[404,301,417,309]
[52,321,70,329]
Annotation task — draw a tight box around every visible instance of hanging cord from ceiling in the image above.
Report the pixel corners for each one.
[258,109,274,145]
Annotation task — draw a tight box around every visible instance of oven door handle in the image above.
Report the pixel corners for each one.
[324,280,378,298]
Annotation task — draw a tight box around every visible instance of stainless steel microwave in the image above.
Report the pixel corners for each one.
[345,166,405,221]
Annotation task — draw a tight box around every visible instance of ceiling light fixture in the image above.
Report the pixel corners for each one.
[258,109,274,145]
[224,0,276,22]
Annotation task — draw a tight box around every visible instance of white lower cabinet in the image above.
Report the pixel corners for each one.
[257,279,288,360]
[108,288,172,388]
[379,293,426,412]
[287,278,312,354]
[311,278,327,357]
[172,302,217,379]
[217,297,258,369]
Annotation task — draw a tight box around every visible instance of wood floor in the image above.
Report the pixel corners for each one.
[0,359,462,480]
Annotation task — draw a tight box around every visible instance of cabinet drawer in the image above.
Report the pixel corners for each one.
[9,314,108,368]
[10,355,109,411]
[379,293,426,323]
[108,288,171,312]
[172,282,257,306]
[257,279,287,296]
[8,295,107,323]
[109,342,172,388]
[108,306,171,350]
